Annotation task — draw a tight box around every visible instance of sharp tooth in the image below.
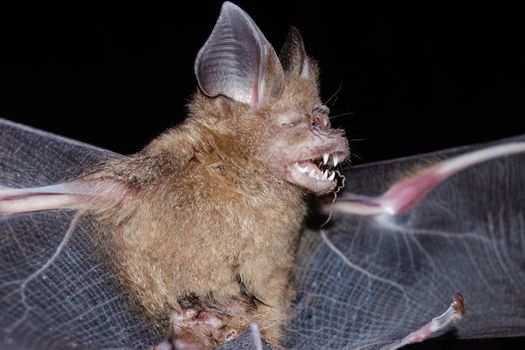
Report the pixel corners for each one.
[328,171,336,181]
[333,155,339,166]
[323,153,329,165]
[322,170,328,179]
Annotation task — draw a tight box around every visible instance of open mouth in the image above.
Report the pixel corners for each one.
[287,150,349,193]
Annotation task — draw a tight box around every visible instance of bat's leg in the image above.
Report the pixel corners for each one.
[0,180,126,214]
[330,142,525,216]
[165,298,253,350]
[170,309,237,350]
[166,271,292,348]
[379,293,465,350]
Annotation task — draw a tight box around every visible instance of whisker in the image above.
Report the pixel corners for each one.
[331,93,340,107]
[324,81,343,106]
[349,152,362,161]
[329,112,354,120]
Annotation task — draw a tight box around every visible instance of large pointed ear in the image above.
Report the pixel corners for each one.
[279,26,313,79]
[194,2,284,109]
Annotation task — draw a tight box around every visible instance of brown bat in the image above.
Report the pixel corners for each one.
[0,2,349,348]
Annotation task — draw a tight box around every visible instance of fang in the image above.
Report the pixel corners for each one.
[323,153,329,165]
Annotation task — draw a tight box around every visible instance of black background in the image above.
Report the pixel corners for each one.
[0,1,523,349]
[1,2,523,163]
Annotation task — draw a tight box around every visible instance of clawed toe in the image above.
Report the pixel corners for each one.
[169,308,240,350]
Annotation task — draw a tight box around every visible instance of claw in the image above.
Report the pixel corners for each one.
[379,293,464,350]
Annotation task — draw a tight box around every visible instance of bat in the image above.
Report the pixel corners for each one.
[2,121,525,350]
[4,0,524,348]
[4,2,351,349]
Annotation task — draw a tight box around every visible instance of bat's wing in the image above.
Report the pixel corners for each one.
[2,117,524,350]
[0,118,161,349]
[285,136,525,349]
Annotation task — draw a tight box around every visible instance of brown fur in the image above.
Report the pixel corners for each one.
[86,73,330,345]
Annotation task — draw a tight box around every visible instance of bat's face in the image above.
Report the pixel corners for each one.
[262,97,349,195]
[194,3,349,195]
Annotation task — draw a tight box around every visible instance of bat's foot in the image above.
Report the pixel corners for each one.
[379,293,464,350]
[168,308,243,350]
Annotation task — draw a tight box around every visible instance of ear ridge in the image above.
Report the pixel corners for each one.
[279,26,312,79]
[194,1,284,109]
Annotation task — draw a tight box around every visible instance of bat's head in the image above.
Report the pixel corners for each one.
[192,2,349,195]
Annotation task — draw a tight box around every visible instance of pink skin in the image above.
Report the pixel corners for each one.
[380,293,464,350]
[153,298,253,350]
[330,142,525,216]
[0,180,126,214]
[169,309,238,350]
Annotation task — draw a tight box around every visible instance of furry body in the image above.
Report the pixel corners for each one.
[90,77,326,344]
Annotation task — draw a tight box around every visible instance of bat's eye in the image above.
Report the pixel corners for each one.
[312,104,330,129]
[280,118,299,127]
